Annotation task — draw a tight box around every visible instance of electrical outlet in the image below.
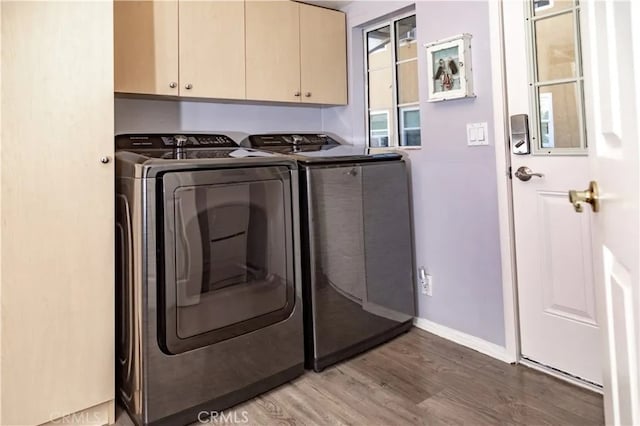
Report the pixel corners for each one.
[425,274,433,296]
[418,267,432,296]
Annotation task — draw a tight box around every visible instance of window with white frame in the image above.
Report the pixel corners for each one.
[528,0,585,154]
[365,13,421,148]
[400,106,420,146]
[369,111,390,147]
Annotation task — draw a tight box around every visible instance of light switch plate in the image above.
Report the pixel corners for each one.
[467,122,489,146]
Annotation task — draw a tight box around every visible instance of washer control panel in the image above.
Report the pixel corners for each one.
[116,134,238,149]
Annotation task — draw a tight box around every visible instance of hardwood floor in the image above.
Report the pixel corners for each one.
[116,327,604,425]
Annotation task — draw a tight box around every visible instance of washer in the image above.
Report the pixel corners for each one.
[115,133,304,426]
[242,134,416,371]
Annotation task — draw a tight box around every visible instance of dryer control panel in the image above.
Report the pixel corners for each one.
[116,134,238,150]
[249,134,340,147]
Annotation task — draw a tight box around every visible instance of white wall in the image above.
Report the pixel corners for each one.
[323,0,506,346]
[115,97,324,135]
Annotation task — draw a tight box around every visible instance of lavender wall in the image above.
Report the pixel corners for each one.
[115,97,324,135]
[323,1,505,345]
[115,0,506,346]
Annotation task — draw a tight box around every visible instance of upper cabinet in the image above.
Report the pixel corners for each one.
[245,1,347,105]
[115,0,347,105]
[114,0,179,96]
[114,0,245,99]
[245,1,301,102]
[299,3,347,105]
[178,1,246,99]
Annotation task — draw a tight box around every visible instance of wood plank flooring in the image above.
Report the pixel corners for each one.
[116,327,604,425]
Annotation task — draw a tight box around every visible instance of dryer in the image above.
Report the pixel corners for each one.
[242,134,416,372]
[115,133,303,425]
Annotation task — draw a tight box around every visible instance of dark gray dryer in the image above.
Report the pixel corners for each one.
[242,134,416,371]
[115,133,304,426]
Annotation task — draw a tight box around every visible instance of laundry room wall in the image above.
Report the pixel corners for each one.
[322,1,506,346]
[115,98,324,136]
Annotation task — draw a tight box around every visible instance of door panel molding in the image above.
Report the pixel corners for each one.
[537,190,597,326]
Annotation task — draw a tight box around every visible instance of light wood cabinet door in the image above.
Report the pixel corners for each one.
[179,1,246,99]
[300,4,347,105]
[246,0,301,102]
[114,0,179,96]
[1,1,114,425]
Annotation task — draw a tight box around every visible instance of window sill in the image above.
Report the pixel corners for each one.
[368,146,422,152]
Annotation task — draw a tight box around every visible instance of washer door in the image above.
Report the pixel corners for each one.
[159,166,295,354]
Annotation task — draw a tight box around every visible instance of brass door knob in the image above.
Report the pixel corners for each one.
[569,181,600,213]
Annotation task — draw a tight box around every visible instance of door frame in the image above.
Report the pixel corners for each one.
[487,0,604,393]
[488,0,519,366]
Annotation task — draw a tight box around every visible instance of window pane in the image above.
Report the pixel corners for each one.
[370,113,388,131]
[367,25,392,69]
[395,15,417,61]
[538,83,581,150]
[400,107,420,147]
[403,109,420,128]
[535,12,576,81]
[368,68,394,110]
[533,0,574,17]
[397,60,419,104]
[370,134,390,148]
[401,129,421,147]
[369,112,390,148]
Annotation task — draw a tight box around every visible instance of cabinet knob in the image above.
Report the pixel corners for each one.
[100,156,111,164]
[294,91,301,97]
[305,92,312,97]
[185,83,193,90]
[169,82,177,88]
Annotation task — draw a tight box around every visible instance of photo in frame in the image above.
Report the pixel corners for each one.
[424,33,475,102]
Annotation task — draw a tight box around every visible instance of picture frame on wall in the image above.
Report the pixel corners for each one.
[425,33,475,102]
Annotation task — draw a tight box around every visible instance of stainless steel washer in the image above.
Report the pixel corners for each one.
[115,133,303,425]
[242,134,416,372]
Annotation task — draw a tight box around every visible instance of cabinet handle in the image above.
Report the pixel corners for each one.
[185,83,193,90]
[305,92,312,97]
[100,156,111,164]
[169,82,177,88]
[294,91,301,97]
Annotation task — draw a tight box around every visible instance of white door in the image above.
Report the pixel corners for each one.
[503,0,602,384]
[581,0,640,423]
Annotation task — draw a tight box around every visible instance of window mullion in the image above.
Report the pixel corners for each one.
[390,18,399,148]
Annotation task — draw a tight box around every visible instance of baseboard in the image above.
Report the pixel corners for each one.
[413,317,516,364]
